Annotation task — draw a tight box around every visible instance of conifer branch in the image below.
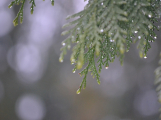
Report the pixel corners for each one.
[60,0,161,93]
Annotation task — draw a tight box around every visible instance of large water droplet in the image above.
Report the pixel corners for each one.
[105,66,108,69]
[138,36,141,39]
[148,14,152,18]
[59,58,63,62]
[144,56,147,59]
[134,31,138,33]
[110,39,114,42]
[154,36,157,39]
[76,88,81,94]
[100,29,104,33]
[62,42,65,46]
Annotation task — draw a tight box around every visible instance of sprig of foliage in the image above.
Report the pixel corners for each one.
[60,0,161,94]
[8,0,54,26]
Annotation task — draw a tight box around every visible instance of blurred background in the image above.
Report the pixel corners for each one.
[0,0,161,120]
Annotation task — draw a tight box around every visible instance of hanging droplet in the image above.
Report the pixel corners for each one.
[59,57,63,62]
[148,14,152,18]
[154,36,157,39]
[100,29,104,33]
[138,36,141,39]
[110,39,114,42]
[105,66,108,69]
[134,31,138,33]
[62,42,65,46]
[73,71,75,73]
[76,88,81,94]
[101,2,103,5]
[77,41,79,43]
[144,56,147,59]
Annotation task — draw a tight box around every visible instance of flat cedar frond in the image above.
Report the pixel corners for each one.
[60,0,161,93]
[9,0,161,97]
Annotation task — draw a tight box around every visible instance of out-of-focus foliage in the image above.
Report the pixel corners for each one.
[155,53,161,118]
[8,0,54,26]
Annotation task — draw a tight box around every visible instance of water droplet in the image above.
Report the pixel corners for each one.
[105,66,108,69]
[73,71,75,73]
[148,14,152,18]
[154,36,157,39]
[144,56,147,59]
[101,2,103,5]
[100,29,104,33]
[76,88,81,94]
[62,42,65,46]
[138,36,141,39]
[134,31,138,33]
[110,39,114,42]
[59,58,63,62]
[77,41,79,43]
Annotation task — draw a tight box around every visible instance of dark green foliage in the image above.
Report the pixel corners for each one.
[8,0,54,26]
[60,0,161,93]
